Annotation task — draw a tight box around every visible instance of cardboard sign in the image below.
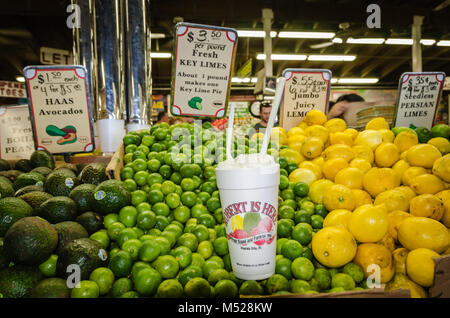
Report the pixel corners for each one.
[23,65,95,155]
[280,69,331,131]
[170,23,237,118]
[394,72,446,129]
[0,81,27,98]
[0,105,34,160]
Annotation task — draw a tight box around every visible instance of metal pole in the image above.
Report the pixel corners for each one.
[262,8,273,78]
[412,15,423,72]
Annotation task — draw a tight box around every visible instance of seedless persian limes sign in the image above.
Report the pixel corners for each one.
[280,68,331,131]
[394,72,446,129]
[170,23,237,118]
[23,65,95,155]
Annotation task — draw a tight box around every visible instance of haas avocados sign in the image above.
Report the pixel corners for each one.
[23,65,95,155]
[170,23,237,118]
[280,68,331,131]
[394,72,446,129]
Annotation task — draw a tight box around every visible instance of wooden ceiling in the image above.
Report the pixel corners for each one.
[0,0,449,94]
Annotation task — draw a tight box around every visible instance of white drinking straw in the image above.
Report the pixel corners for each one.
[226,102,236,161]
[260,77,286,155]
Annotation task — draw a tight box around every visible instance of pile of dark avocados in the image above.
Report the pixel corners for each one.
[0,150,125,298]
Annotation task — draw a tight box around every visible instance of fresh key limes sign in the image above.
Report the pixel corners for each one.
[23,65,95,155]
[280,69,331,131]
[170,23,237,118]
[394,72,446,129]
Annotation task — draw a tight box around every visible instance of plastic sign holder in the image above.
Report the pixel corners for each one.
[280,68,332,131]
[394,71,446,129]
[170,22,238,118]
[23,65,95,160]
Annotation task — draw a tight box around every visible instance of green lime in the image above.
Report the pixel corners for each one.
[103,213,119,229]
[275,257,292,280]
[136,210,156,231]
[201,181,216,194]
[282,199,297,210]
[119,206,138,227]
[314,268,331,290]
[170,245,193,269]
[178,265,203,287]
[132,158,147,172]
[213,236,229,256]
[131,190,147,206]
[153,255,180,279]
[331,273,355,290]
[291,257,315,281]
[239,280,264,296]
[276,237,289,254]
[165,193,181,209]
[160,231,177,247]
[192,224,209,242]
[120,166,134,180]
[207,268,230,286]
[107,222,126,241]
[281,240,303,261]
[213,208,223,224]
[150,183,162,191]
[123,179,137,192]
[293,182,309,197]
[180,191,197,207]
[139,239,160,262]
[311,215,323,229]
[71,280,100,298]
[151,202,170,217]
[116,228,138,247]
[279,175,290,190]
[279,157,288,169]
[292,223,313,245]
[197,214,216,229]
[328,268,340,277]
[281,188,295,201]
[133,170,149,186]
[431,123,450,139]
[141,134,155,147]
[196,240,213,259]
[191,204,208,218]
[202,259,223,279]
[111,277,133,298]
[173,206,191,223]
[124,143,137,153]
[155,215,170,231]
[121,239,142,260]
[301,201,315,216]
[177,232,198,252]
[342,262,365,283]
[265,274,290,294]
[213,279,238,298]
[147,172,164,186]
[206,197,221,213]
[154,236,171,255]
[191,253,205,268]
[184,277,212,298]
[197,192,211,206]
[290,279,310,294]
[279,205,295,220]
[156,279,184,298]
[159,165,172,179]
[170,172,182,185]
[123,134,139,146]
[134,267,162,296]
[164,224,183,239]
[277,219,294,238]
[89,267,115,295]
[148,189,164,204]
[286,162,298,174]
[109,250,133,278]
[131,261,151,282]
[294,210,312,224]
[315,204,328,218]
[38,254,58,277]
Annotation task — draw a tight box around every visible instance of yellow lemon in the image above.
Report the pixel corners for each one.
[365,117,390,130]
[377,232,396,253]
[392,159,410,180]
[363,167,400,197]
[323,184,356,211]
[324,118,347,133]
[343,128,359,140]
[374,188,410,213]
[329,132,353,147]
[308,179,334,204]
[334,167,364,190]
[304,124,329,143]
[406,144,442,169]
[322,157,349,181]
[427,137,450,154]
[271,126,287,137]
[374,142,400,168]
[402,166,428,186]
[287,134,306,145]
[287,126,305,137]
[392,248,409,274]
[304,109,327,126]
[300,137,324,159]
[279,148,305,165]
[351,189,373,207]
[322,144,354,162]
[397,217,450,253]
[231,215,244,231]
[387,210,412,242]
[409,193,445,220]
[349,158,372,174]
[348,204,389,243]
[432,154,450,182]
[406,248,441,288]
[399,150,408,160]
[270,130,287,146]
[352,145,374,164]
[436,190,450,227]
[311,156,325,169]
[394,186,417,202]
[353,243,395,284]
[410,173,445,195]
[394,131,418,153]
[379,129,395,143]
[288,168,317,186]
[298,121,309,129]
[251,132,265,141]
[354,130,383,150]
[386,272,428,298]
[299,161,322,180]
[287,141,303,153]
[311,226,357,268]
[323,209,353,230]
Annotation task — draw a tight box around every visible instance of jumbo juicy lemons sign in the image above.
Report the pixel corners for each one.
[24,65,95,155]
[170,23,237,118]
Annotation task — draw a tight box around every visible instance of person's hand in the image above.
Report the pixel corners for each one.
[328,101,350,119]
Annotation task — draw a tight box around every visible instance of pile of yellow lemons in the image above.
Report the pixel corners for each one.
[266,110,450,297]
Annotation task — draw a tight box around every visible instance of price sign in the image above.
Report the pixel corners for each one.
[394,72,446,129]
[23,65,95,155]
[0,105,34,160]
[170,23,237,118]
[280,69,331,131]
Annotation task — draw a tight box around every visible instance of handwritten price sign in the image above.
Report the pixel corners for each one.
[170,23,237,118]
[23,65,95,155]
[280,69,331,131]
[394,72,445,129]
